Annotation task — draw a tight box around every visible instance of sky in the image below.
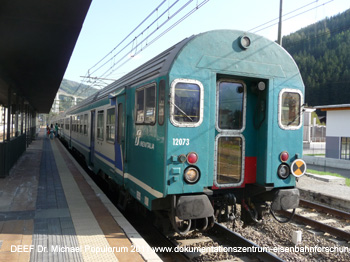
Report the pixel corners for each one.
[63,0,350,88]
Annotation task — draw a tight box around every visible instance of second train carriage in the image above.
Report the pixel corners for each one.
[57,29,306,234]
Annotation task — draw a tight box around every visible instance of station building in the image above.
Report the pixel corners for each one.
[314,104,350,160]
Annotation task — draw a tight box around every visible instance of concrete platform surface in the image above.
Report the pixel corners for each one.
[0,129,161,262]
[297,175,350,211]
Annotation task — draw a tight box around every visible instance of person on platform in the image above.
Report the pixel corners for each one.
[55,123,59,138]
[46,125,50,138]
[50,124,54,139]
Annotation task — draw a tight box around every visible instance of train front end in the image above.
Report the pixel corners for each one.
[164,30,306,233]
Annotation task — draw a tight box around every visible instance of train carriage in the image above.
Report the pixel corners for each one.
[59,29,306,234]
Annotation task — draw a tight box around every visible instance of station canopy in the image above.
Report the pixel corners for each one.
[0,0,92,113]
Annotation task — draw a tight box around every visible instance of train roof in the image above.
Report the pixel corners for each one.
[66,29,303,115]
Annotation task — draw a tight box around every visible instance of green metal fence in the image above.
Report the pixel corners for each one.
[0,134,26,178]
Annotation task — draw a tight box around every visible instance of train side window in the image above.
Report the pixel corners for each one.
[84,114,88,135]
[97,110,104,140]
[135,83,156,125]
[117,103,124,144]
[79,115,83,133]
[136,89,145,123]
[73,116,76,132]
[65,118,69,130]
[106,108,115,143]
[76,116,79,133]
[75,116,78,132]
[279,89,303,130]
[145,85,156,124]
[170,79,204,127]
[158,80,165,126]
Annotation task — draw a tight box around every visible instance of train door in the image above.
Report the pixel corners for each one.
[90,110,96,166]
[214,78,246,188]
[116,94,126,181]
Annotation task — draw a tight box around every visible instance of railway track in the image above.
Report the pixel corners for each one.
[67,143,286,261]
[169,223,284,262]
[278,199,350,242]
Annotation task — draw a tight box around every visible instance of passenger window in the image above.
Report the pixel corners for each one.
[170,79,203,127]
[217,81,244,130]
[145,85,156,124]
[65,118,69,130]
[279,89,302,129]
[158,80,165,126]
[80,115,83,133]
[73,116,77,132]
[97,110,104,140]
[106,108,115,142]
[135,84,156,124]
[136,89,144,123]
[84,114,88,135]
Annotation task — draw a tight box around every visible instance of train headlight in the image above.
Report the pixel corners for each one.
[184,167,200,184]
[277,164,290,179]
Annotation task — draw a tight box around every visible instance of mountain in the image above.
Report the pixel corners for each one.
[283,9,350,107]
[60,79,98,98]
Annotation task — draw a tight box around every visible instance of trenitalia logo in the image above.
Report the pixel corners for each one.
[134,129,155,150]
[135,130,142,146]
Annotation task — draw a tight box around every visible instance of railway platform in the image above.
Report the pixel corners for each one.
[297,174,350,211]
[0,129,160,262]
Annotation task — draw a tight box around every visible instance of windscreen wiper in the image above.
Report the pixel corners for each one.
[170,100,193,122]
[287,103,306,126]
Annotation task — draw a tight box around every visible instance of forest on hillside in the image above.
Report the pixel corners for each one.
[60,79,98,98]
[283,9,350,107]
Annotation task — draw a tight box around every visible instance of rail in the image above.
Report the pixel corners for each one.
[279,199,350,242]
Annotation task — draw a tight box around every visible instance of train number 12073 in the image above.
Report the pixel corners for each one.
[173,138,190,146]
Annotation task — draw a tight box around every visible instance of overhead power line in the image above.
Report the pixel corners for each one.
[75,0,210,93]
[250,0,334,34]
[74,0,335,95]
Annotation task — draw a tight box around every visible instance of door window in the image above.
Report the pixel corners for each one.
[216,136,243,184]
[217,80,245,131]
[215,79,246,187]
[97,110,104,140]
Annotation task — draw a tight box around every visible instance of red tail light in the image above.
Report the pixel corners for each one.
[187,152,198,164]
[280,151,289,162]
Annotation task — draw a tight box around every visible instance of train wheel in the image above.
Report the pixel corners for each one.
[173,217,191,235]
[196,217,208,231]
[169,195,192,235]
[207,215,215,229]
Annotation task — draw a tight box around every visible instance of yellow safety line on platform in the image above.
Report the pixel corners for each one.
[50,140,119,262]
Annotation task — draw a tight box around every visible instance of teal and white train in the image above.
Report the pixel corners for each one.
[56,30,307,234]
